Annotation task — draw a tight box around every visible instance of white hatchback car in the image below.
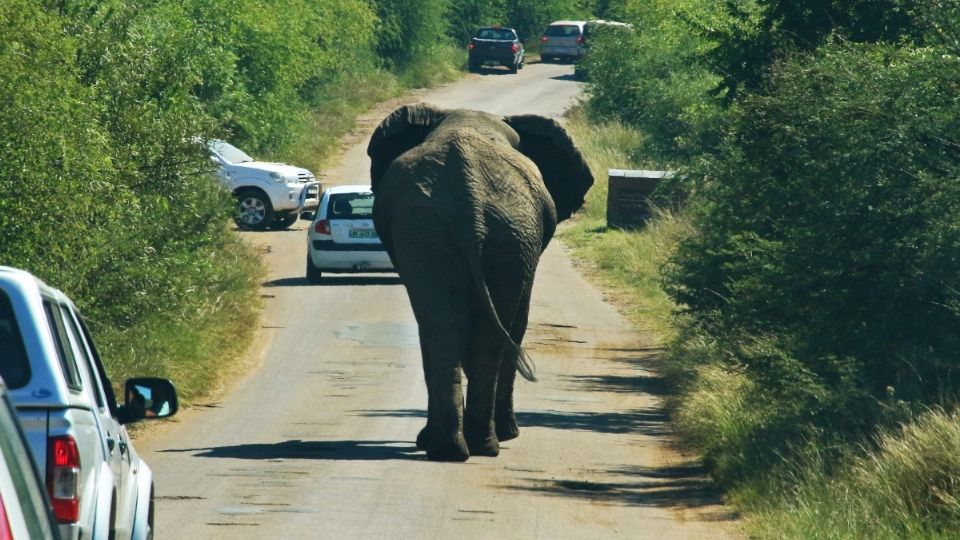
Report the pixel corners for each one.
[306,185,394,283]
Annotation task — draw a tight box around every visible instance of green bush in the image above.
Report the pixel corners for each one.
[667,41,960,459]
[582,1,731,165]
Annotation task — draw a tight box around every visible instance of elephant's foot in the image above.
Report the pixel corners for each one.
[495,414,520,442]
[416,425,430,451]
[465,432,500,457]
[425,433,470,462]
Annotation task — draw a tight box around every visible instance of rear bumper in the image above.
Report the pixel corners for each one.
[309,241,393,271]
[469,52,521,65]
[541,45,584,58]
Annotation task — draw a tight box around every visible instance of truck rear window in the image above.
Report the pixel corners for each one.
[544,25,581,37]
[0,291,30,389]
[476,28,515,41]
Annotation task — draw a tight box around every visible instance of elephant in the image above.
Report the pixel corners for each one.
[367,104,593,461]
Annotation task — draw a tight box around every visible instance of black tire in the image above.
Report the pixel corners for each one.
[235,189,273,230]
[509,61,518,74]
[306,254,322,284]
[468,60,479,73]
[270,213,298,230]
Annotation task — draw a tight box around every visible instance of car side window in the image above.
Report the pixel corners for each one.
[42,300,83,391]
[60,305,107,410]
[0,291,31,389]
[76,317,119,415]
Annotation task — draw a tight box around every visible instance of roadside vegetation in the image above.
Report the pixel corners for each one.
[563,0,960,537]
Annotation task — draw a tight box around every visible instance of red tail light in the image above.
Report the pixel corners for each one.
[540,36,548,44]
[0,492,13,540]
[314,219,331,235]
[468,42,475,50]
[47,436,80,523]
[576,35,584,45]
[511,43,518,53]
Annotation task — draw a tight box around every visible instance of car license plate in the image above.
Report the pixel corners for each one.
[349,229,378,239]
[483,60,499,66]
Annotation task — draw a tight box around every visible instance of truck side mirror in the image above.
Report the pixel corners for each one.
[118,377,179,423]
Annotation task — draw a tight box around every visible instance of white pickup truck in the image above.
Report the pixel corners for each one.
[207,139,321,230]
[1,267,179,539]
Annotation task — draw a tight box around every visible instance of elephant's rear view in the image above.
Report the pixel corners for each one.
[368,104,593,461]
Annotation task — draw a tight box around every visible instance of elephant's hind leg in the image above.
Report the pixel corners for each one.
[494,282,534,443]
[463,320,503,457]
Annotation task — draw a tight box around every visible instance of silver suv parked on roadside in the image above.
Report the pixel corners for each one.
[0,267,178,540]
[539,20,587,62]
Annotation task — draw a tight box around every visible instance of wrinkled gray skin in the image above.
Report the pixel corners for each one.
[368,105,593,461]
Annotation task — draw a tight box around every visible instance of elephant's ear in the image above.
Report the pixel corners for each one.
[367,104,447,192]
[505,115,594,221]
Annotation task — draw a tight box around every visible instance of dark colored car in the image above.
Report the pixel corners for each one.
[468,27,525,74]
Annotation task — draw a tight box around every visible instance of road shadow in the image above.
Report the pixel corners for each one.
[263,275,401,287]
[509,462,733,515]
[159,439,423,461]
[550,73,580,81]
[358,407,671,436]
[563,347,673,397]
[562,373,671,396]
[517,408,671,436]
[473,69,520,76]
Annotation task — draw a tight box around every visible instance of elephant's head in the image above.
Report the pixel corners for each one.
[367,104,594,221]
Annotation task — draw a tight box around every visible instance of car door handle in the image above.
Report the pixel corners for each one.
[106,437,127,455]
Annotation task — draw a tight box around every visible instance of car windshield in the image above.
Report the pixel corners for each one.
[0,291,30,389]
[328,192,374,219]
[208,140,254,164]
[476,28,515,40]
[544,25,581,37]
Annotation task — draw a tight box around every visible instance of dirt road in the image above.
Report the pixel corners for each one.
[138,62,740,539]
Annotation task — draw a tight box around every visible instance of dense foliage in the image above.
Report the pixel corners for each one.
[577,0,960,535]
[669,41,960,450]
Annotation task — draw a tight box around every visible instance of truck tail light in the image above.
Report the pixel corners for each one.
[314,219,331,235]
[0,492,13,540]
[511,43,518,53]
[468,43,475,50]
[540,36,548,44]
[47,436,80,523]
[576,35,584,45]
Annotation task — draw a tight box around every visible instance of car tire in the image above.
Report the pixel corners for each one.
[468,60,479,73]
[270,213,298,230]
[235,189,273,230]
[509,61,518,74]
[306,254,322,284]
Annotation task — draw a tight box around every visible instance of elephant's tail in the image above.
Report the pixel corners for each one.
[467,251,538,382]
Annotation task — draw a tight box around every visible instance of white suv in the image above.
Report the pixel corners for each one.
[0,267,179,540]
[208,139,321,230]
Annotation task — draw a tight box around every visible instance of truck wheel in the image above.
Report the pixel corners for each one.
[306,254,322,284]
[235,189,273,230]
[509,61,519,74]
[468,60,480,73]
[270,213,298,230]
